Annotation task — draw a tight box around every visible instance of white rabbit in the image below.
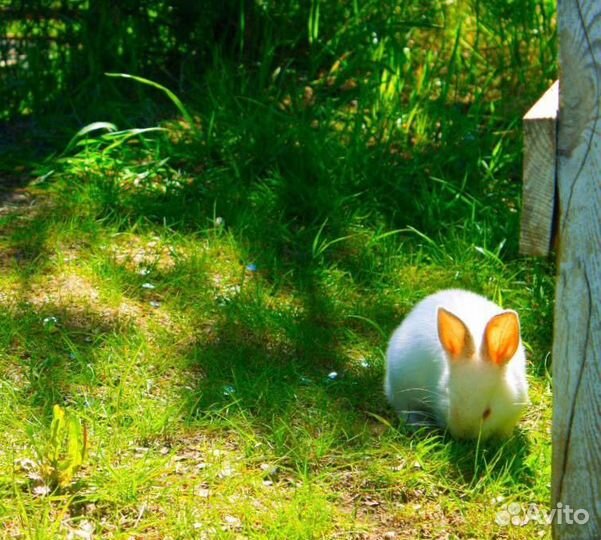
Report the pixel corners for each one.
[384,289,528,439]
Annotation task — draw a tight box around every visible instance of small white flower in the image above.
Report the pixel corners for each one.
[33,485,51,497]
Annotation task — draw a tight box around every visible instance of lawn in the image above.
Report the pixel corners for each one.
[0,1,556,538]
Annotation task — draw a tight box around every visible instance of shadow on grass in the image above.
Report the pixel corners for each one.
[379,420,535,489]
[182,282,381,410]
[0,297,136,417]
[449,429,535,488]
[176,264,389,450]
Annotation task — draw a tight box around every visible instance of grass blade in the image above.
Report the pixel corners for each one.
[62,121,117,155]
[105,72,197,134]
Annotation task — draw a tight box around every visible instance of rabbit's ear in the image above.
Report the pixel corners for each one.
[437,307,475,360]
[483,311,520,366]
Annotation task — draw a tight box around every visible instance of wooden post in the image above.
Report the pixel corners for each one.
[520,81,558,257]
[552,1,601,538]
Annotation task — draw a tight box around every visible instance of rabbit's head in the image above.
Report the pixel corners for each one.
[437,307,527,440]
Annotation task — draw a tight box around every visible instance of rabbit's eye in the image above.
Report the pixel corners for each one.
[482,407,491,420]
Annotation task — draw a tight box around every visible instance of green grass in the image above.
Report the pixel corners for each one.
[0,0,557,538]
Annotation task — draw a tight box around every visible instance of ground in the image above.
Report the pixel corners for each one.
[0,132,553,538]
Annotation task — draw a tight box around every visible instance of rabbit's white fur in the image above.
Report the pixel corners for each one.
[384,289,528,439]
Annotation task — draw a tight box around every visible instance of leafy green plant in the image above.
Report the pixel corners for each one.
[35,405,88,489]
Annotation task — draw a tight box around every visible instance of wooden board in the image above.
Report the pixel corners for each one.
[552,1,601,538]
[520,80,558,256]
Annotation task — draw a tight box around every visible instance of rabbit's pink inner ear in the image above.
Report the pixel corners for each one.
[437,307,475,361]
[483,311,520,366]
